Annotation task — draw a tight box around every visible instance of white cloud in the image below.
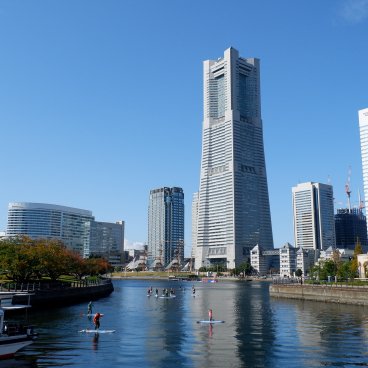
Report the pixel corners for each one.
[339,0,368,23]
[124,239,145,250]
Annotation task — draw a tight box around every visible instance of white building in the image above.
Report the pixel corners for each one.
[292,182,335,251]
[279,243,297,277]
[359,108,368,213]
[191,192,199,260]
[251,244,280,276]
[195,47,273,270]
[296,248,315,276]
[6,202,124,260]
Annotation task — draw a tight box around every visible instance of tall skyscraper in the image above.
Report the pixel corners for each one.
[191,192,199,259]
[359,108,368,212]
[292,182,335,250]
[195,47,273,270]
[147,187,184,267]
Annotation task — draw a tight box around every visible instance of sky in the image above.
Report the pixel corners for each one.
[0,0,368,256]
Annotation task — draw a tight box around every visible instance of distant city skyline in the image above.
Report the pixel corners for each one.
[0,1,367,256]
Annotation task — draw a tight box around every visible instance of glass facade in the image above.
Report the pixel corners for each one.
[292,182,335,250]
[148,187,184,267]
[6,202,124,260]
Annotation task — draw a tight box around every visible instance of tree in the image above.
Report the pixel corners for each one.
[295,269,303,277]
[350,239,363,278]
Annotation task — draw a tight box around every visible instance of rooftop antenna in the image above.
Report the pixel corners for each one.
[345,166,352,212]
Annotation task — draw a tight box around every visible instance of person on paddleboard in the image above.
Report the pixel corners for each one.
[208,309,213,321]
[87,301,93,315]
[93,312,103,330]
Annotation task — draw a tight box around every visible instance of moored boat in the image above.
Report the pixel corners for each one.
[0,293,37,359]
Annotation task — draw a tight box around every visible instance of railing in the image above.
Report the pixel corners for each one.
[272,277,368,289]
[0,278,112,292]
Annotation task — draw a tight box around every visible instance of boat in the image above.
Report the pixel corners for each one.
[0,293,37,359]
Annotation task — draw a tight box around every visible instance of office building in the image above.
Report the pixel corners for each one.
[147,187,184,268]
[191,192,199,260]
[359,108,368,213]
[335,208,367,251]
[6,202,124,261]
[195,47,273,270]
[292,182,335,251]
[84,220,125,265]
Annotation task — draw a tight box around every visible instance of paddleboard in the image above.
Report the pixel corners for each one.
[84,313,104,317]
[197,320,224,324]
[79,329,115,333]
[159,295,176,299]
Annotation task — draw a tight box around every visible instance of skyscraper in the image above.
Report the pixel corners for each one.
[292,182,335,250]
[147,187,184,268]
[359,108,368,211]
[195,47,273,270]
[335,208,367,251]
[191,192,199,260]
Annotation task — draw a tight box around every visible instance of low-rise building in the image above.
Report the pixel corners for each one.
[251,245,280,276]
[279,243,297,277]
[296,248,316,276]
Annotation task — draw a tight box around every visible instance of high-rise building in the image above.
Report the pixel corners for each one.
[359,108,368,210]
[292,182,335,251]
[191,192,199,260]
[6,202,125,262]
[147,187,184,268]
[84,220,125,263]
[335,208,367,251]
[195,47,273,270]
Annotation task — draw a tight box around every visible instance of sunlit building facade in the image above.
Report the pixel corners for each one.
[195,47,273,270]
[359,108,368,213]
[147,187,184,267]
[292,182,335,251]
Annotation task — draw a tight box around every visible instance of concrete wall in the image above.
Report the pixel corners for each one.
[269,284,368,306]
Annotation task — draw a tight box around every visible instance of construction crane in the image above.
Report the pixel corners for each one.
[345,166,352,212]
[358,189,365,213]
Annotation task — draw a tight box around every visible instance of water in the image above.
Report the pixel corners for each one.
[8,279,368,367]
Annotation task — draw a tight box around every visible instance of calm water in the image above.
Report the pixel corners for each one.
[6,279,368,367]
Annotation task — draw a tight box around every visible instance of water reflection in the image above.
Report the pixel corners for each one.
[10,279,368,367]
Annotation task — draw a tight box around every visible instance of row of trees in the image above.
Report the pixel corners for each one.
[0,237,113,283]
[306,242,362,281]
[198,261,255,276]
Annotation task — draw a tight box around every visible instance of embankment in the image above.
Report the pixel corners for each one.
[269,283,368,306]
[11,279,114,309]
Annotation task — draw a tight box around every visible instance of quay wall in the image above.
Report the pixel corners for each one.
[12,280,114,309]
[269,284,368,305]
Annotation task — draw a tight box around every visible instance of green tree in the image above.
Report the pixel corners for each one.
[350,239,363,278]
[295,269,303,277]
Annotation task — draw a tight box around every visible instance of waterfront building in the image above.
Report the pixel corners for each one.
[84,220,125,265]
[191,192,199,264]
[7,202,94,255]
[335,208,367,251]
[292,182,335,251]
[6,202,125,261]
[147,187,184,268]
[317,246,354,263]
[195,47,274,270]
[250,245,280,276]
[279,243,297,277]
[359,108,368,214]
[296,248,315,276]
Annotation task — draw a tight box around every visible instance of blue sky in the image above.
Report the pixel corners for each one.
[0,0,368,256]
